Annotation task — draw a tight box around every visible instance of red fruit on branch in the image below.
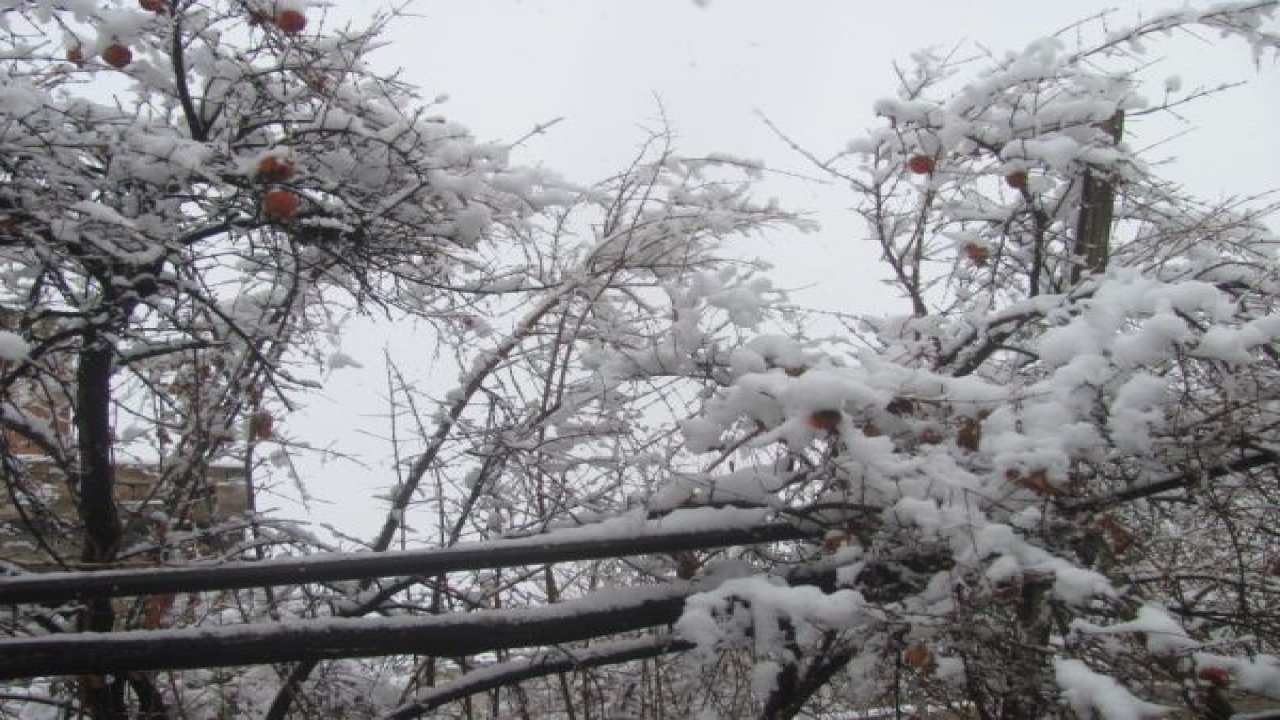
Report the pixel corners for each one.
[67,46,86,66]
[1197,667,1230,687]
[906,155,935,175]
[102,44,133,69]
[256,155,295,183]
[903,644,936,673]
[963,243,990,266]
[956,416,982,451]
[262,189,300,221]
[1005,171,1028,189]
[807,409,843,433]
[822,531,849,552]
[274,9,307,34]
[139,0,167,13]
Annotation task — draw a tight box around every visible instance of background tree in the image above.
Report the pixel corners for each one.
[0,0,558,716]
[0,2,805,718]
[2,2,1279,720]
[670,4,1280,718]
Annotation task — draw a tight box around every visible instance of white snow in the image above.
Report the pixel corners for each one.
[1071,605,1199,656]
[1055,658,1172,720]
[0,331,30,362]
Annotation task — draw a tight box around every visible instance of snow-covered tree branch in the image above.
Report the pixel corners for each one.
[2,2,1279,719]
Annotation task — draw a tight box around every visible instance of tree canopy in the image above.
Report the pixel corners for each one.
[1,2,1279,719]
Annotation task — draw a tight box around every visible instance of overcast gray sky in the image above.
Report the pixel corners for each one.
[292,0,1280,539]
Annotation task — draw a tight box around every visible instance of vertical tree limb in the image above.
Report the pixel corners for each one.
[1071,111,1124,285]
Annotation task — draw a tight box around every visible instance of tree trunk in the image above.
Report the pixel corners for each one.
[1071,111,1124,285]
[75,333,129,718]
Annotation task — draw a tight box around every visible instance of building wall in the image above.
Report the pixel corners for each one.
[0,457,248,567]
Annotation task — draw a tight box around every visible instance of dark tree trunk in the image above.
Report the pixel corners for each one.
[1071,111,1124,285]
[75,332,129,718]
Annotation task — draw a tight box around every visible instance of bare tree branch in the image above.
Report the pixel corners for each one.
[385,635,691,720]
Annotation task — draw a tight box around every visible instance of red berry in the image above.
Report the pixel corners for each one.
[102,44,133,69]
[956,416,982,451]
[262,189,300,221]
[903,644,935,673]
[906,155,935,175]
[963,243,990,266]
[807,409,842,433]
[256,155,295,183]
[1197,667,1230,687]
[822,531,847,552]
[67,46,86,66]
[139,0,167,12]
[1005,171,1028,190]
[274,9,307,34]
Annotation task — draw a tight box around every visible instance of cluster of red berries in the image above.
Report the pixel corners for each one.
[256,156,301,221]
[71,5,307,70]
[905,154,1029,191]
[901,150,1033,267]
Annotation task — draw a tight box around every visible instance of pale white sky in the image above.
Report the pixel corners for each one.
[291,0,1280,539]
